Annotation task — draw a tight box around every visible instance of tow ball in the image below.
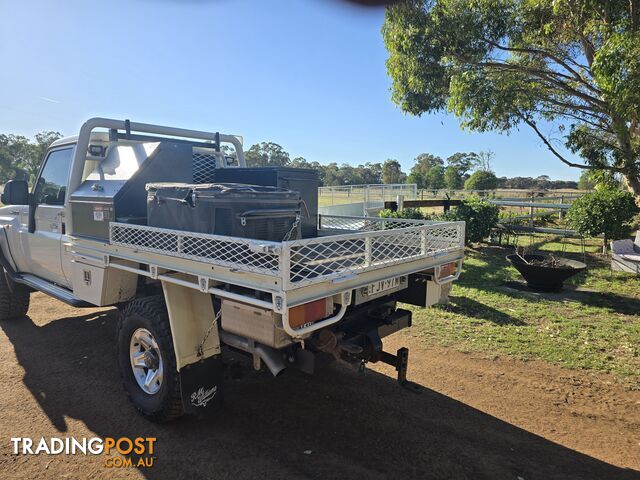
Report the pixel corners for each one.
[313,329,421,392]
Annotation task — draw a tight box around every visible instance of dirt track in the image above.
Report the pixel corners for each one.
[0,293,639,479]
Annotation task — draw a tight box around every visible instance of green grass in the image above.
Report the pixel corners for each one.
[409,240,640,386]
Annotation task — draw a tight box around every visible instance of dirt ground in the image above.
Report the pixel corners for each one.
[0,293,639,480]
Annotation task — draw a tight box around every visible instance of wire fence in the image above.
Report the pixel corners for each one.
[415,189,587,201]
[318,184,417,208]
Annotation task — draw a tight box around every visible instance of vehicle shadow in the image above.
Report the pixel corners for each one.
[2,311,638,480]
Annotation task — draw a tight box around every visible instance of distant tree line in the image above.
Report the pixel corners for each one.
[244,142,578,190]
[0,131,62,184]
[0,133,579,191]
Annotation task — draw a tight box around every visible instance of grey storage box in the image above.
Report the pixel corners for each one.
[147,183,301,241]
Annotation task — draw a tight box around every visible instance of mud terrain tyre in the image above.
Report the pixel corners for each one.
[117,295,184,422]
[0,270,30,320]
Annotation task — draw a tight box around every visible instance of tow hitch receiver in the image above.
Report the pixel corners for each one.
[378,347,421,393]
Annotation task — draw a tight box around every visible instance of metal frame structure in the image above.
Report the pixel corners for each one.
[65,118,246,234]
[72,215,464,337]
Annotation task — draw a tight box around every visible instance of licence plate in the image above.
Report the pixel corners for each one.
[367,277,401,296]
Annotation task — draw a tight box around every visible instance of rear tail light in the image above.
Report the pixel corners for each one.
[437,261,458,280]
[288,297,333,329]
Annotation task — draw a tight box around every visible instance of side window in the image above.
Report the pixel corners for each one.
[34,148,73,206]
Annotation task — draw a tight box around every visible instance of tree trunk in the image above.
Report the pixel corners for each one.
[622,172,640,197]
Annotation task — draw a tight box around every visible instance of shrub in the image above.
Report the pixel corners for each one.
[442,197,499,244]
[379,207,426,220]
[566,188,638,245]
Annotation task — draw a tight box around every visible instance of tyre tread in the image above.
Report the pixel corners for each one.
[0,271,30,320]
[117,295,184,422]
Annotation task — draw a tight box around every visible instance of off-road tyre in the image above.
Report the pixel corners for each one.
[117,295,184,422]
[0,270,30,320]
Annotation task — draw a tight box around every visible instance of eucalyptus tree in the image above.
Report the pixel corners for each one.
[383,0,640,194]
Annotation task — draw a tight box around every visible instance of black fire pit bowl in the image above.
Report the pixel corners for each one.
[506,254,588,292]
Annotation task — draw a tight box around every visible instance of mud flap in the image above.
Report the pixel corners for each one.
[179,354,225,417]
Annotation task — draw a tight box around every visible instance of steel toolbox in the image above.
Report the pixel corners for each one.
[70,142,193,240]
[146,183,302,241]
[214,167,318,238]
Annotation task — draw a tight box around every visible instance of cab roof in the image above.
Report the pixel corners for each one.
[50,132,109,148]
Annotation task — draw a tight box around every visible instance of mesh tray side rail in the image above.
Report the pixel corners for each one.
[109,223,280,275]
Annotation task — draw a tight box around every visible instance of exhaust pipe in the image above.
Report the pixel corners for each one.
[219,331,286,377]
[254,343,286,377]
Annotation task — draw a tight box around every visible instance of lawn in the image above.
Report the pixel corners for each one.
[409,236,640,387]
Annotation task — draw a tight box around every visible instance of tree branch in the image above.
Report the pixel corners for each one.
[539,109,612,133]
[482,38,599,94]
[518,114,623,172]
[480,61,607,110]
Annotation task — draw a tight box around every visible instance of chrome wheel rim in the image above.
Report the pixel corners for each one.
[129,328,163,395]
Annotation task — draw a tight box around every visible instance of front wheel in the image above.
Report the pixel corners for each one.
[116,296,184,422]
[0,270,30,321]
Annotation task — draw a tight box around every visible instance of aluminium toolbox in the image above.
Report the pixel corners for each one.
[146,183,301,241]
[213,167,318,238]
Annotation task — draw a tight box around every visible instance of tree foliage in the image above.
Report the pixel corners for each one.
[577,170,595,190]
[244,142,290,167]
[383,0,640,195]
[382,159,406,184]
[446,152,477,176]
[408,153,444,188]
[496,175,577,190]
[0,131,61,184]
[444,165,463,189]
[566,188,639,243]
[464,170,498,190]
[424,164,445,189]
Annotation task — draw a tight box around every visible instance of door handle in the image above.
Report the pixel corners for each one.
[9,210,20,215]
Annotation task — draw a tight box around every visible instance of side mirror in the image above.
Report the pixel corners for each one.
[1,180,29,206]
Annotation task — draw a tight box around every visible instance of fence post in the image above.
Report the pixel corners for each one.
[559,194,565,220]
[397,195,404,213]
[529,192,535,227]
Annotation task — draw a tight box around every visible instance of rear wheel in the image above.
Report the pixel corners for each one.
[117,296,184,422]
[0,270,30,321]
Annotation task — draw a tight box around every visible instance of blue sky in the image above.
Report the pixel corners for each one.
[0,0,581,180]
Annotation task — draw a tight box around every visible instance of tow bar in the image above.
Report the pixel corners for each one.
[378,347,422,393]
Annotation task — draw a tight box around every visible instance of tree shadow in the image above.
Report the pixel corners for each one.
[443,295,525,325]
[498,280,640,317]
[2,311,638,479]
[460,246,640,317]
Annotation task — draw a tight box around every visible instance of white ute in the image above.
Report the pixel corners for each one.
[0,118,465,421]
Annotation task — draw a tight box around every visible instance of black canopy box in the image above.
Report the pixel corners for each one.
[213,167,318,238]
